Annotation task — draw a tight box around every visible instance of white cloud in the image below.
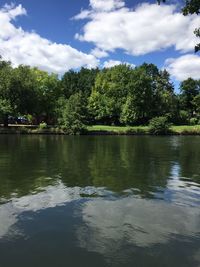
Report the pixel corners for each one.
[0,4,98,73]
[75,2,200,56]
[73,9,92,20]
[165,54,200,81]
[90,0,125,12]
[103,59,135,68]
[91,48,109,58]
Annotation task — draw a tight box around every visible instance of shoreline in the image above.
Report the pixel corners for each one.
[1,125,200,136]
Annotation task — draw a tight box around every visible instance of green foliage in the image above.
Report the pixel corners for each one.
[0,99,12,117]
[120,95,138,125]
[189,117,198,125]
[182,0,200,15]
[1,55,200,132]
[59,92,87,135]
[180,78,200,115]
[39,122,48,129]
[149,116,171,134]
[88,64,133,124]
[61,67,99,98]
[178,110,190,124]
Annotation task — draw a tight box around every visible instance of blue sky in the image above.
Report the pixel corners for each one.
[0,0,200,86]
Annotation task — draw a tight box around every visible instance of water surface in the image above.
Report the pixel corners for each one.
[0,135,200,267]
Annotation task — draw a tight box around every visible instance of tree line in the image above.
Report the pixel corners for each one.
[0,57,200,133]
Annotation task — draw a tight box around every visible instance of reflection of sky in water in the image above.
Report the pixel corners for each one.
[153,162,200,206]
[1,136,200,266]
[0,178,200,247]
[77,198,200,249]
[0,182,112,239]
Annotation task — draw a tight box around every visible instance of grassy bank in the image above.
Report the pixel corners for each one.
[87,125,200,135]
[1,125,200,135]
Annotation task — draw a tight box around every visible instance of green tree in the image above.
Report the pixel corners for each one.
[179,78,200,117]
[152,69,177,121]
[59,92,87,134]
[121,67,153,125]
[0,57,13,126]
[9,65,38,116]
[0,99,12,127]
[61,68,99,99]
[33,69,60,124]
[192,93,200,119]
[88,64,133,124]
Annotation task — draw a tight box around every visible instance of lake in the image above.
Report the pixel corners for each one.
[0,135,200,267]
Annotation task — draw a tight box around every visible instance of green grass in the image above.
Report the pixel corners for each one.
[1,124,200,135]
[171,125,200,134]
[87,125,148,134]
[88,125,200,135]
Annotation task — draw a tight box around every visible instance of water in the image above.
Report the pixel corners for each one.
[0,135,200,267]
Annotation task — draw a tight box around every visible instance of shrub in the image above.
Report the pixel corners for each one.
[149,116,171,135]
[178,110,190,124]
[189,117,198,125]
[39,122,47,130]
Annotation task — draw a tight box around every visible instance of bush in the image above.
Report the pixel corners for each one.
[149,116,171,135]
[178,110,190,124]
[39,122,47,129]
[189,117,198,125]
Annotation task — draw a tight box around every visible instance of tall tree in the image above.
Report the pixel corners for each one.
[179,78,200,116]
[61,68,99,99]
[0,57,13,126]
[120,66,154,125]
[88,64,133,124]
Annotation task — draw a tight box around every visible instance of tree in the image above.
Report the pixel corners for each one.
[9,65,38,116]
[179,78,200,117]
[0,99,12,127]
[88,64,133,124]
[192,93,200,118]
[0,57,13,126]
[32,69,60,124]
[59,92,87,134]
[120,67,154,125]
[61,67,99,99]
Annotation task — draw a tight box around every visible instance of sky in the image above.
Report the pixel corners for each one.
[0,0,200,86]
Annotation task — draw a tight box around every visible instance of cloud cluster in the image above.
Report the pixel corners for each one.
[90,0,125,12]
[103,59,135,68]
[165,54,200,81]
[0,4,98,73]
[75,1,200,56]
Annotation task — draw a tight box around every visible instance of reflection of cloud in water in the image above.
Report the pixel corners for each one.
[162,163,200,206]
[1,177,200,263]
[77,197,200,254]
[0,182,109,239]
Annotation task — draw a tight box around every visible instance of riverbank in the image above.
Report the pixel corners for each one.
[1,125,200,135]
[88,125,200,135]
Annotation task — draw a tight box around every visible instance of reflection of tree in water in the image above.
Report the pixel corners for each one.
[176,137,200,182]
[0,136,57,199]
[88,136,176,196]
[0,136,200,200]
[0,135,94,199]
